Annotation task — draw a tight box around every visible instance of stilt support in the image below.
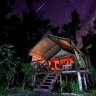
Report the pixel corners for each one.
[77,71,83,91]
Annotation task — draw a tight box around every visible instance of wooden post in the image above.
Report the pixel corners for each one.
[87,55,91,69]
[32,75,33,85]
[47,59,50,72]
[60,74,62,92]
[65,74,67,84]
[59,57,61,70]
[83,74,87,90]
[86,74,89,89]
[33,74,36,87]
[77,71,83,91]
[31,75,35,87]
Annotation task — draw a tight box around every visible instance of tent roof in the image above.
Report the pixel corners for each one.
[29,34,83,61]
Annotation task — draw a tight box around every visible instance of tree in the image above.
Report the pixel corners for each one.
[0,0,51,62]
[0,0,15,43]
[5,11,50,62]
[25,0,39,11]
[50,26,60,36]
[0,44,20,87]
[17,11,50,61]
[93,19,96,30]
[82,18,96,68]
[62,9,80,44]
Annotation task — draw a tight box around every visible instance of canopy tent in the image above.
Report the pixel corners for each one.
[29,34,85,68]
[29,34,89,92]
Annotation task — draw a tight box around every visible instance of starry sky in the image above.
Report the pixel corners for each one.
[10,0,96,47]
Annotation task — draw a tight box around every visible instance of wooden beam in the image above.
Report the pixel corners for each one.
[61,70,89,74]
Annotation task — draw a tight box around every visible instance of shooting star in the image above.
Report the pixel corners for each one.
[36,1,47,12]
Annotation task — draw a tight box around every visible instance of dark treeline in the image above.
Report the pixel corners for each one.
[82,19,96,68]
[0,0,52,90]
[0,0,96,68]
[50,9,80,45]
[0,0,52,89]
[0,0,81,63]
[0,0,51,62]
[0,0,96,94]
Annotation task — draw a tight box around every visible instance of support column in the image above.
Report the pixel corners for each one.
[32,74,36,87]
[47,60,50,71]
[60,74,62,85]
[60,74,63,92]
[86,74,89,89]
[77,71,83,91]
[83,74,87,90]
[31,75,35,87]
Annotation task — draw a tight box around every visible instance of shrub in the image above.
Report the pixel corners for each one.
[0,44,21,87]
[89,90,96,95]
[0,86,10,96]
[70,80,80,93]
[21,63,33,89]
[90,67,96,88]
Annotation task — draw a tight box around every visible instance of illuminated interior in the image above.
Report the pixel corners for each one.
[48,55,75,70]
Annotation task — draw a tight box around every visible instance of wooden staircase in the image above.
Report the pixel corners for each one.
[34,70,60,92]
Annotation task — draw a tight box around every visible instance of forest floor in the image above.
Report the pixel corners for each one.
[8,90,95,96]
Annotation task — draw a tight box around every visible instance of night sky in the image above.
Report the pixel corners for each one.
[10,0,96,47]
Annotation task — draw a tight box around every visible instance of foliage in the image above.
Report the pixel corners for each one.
[81,19,96,68]
[0,0,15,17]
[53,79,81,93]
[21,63,33,89]
[0,44,20,87]
[0,0,51,62]
[6,11,50,62]
[70,80,80,93]
[59,80,68,93]
[51,26,60,36]
[53,80,70,93]
[62,9,80,44]
[90,67,96,80]
[85,89,96,95]
[0,86,11,96]
[0,86,35,96]
[25,0,39,11]
[88,90,96,95]
[90,67,96,88]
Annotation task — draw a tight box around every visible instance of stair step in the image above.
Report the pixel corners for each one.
[47,77,55,79]
[41,79,54,85]
[34,88,49,91]
[50,71,59,74]
[49,73,59,75]
[47,76,56,77]
[45,79,52,82]
[49,74,56,76]
[43,82,51,85]
[39,85,50,89]
[34,71,60,91]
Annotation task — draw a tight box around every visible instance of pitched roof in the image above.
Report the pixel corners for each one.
[29,34,83,61]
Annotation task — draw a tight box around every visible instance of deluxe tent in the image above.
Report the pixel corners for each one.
[29,34,86,70]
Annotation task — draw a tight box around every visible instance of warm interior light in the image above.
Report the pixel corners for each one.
[48,55,75,70]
